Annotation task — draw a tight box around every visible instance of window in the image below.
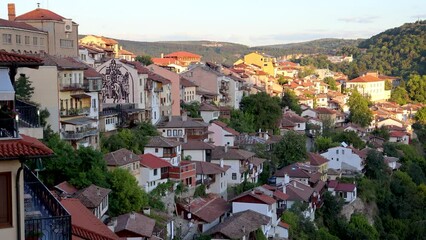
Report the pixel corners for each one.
[153,169,158,176]
[167,130,171,136]
[0,172,12,228]
[336,149,339,154]
[232,173,237,180]
[40,37,44,46]
[139,78,143,86]
[140,92,143,104]
[342,150,345,155]
[33,37,37,45]
[336,158,339,161]
[25,36,30,45]
[16,35,21,44]
[2,34,11,44]
[155,148,158,153]
[60,39,74,48]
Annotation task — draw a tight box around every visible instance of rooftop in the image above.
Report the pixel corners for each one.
[74,184,111,209]
[115,212,156,237]
[104,148,140,166]
[211,146,255,160]
[180,194,230,223]
[15,8,66,21]
[140,153,172,169]
[0,134,53,160]
[145,136,182,148]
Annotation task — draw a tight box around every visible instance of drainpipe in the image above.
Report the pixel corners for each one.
[16,159,25,240]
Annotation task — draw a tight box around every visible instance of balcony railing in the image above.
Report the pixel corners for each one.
[0,117,17,138]
[24,167,71,240]
[60,107,90,117]
[61,128,98,140]
[15,100,40,128]
[60,83,85,91]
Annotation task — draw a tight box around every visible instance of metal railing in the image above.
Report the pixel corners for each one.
[24,167,71,240]
[15,100,40,128]
[61,128,98,140]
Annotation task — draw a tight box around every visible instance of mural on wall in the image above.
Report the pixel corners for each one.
[101,59,132,103]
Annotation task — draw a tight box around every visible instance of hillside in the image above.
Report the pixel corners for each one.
[356,20,426,78]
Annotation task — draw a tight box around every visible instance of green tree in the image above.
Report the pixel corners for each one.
[371,126,390,141]
[347,214,379,240]
[407,75,426,103]
[228,110,256,133]
[15,74,35,101]
[365,150,389,181]
[107,168,148,216]
[315,136,339,153]
[239,92,281,131]
[390,86,409,105]
[347,90,373,127]
[330,131,366,149]
[323,77,338,90]
[415,107,426,124]
[385,80,393,90]
[193,184,207,198]
[281,89,302,114]
[135,55,153,66]
[277,75,289,85]
[255,228,267,240]
[181,102,201,118]
[274,131,307,167]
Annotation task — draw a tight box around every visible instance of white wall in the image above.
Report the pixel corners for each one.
[208,123,235,146]
[321,146,363,171]
[200,111,219,123]
[211,159,242,185]
[182,149,205,162]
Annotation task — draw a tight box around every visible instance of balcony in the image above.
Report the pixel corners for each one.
[61,128,98,140]
[163,152,177,158]
[60,107,90,117]
[24,167,71,240]
[60,83,85,92]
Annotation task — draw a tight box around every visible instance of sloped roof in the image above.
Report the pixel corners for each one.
[182,140,214,150]
[0,51,43,66]
[249,157,266,167]
[145,136,181,148]
[308,152,329,166]
[61,198,119,240]
[274,163,311,178]
[212,120,240,136]
[193,161,230,175]
[115,212,155,237]
[157,116,208,128]
[39,55,87,70]
[104,148,140,166]
[211,146,255,160]
[74,184,111,209]
[180,76,198,87]
[283,111,306,123]
[0,18,46,32]
[55,181,78,195]
[140,153,172,169]
[315,107,336,114]
[231,190,276,205]
[84,66,102,78]
[0,134,53,159]
[165,51,201,59]
[335,182,356,192]
[180,194,230,223]
[199,103,219,112]
[15,8,65,21]
[285,181,314,202]
[349,75,383,83]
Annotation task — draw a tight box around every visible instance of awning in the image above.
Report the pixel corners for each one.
[0,68,15,101]
[71,93,91,99]
[60,117,96,125]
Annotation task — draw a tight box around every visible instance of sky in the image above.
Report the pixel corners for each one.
[1,0,426,46]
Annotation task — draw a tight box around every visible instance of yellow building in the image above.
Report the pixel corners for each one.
[346,73,391,102]
[241,52,277,77]
[79,35,135,60]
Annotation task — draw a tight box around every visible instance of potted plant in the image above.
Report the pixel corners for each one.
[26,230,44,240]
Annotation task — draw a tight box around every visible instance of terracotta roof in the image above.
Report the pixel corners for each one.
[0,51,43,66]
[54,181,78,195]
[249,157,266,167]
[115,212,155,237]
[74,184,111,209]
[278,221,290,229]
[15,8,65,21]
[283,111,306,123]
[390,131,408,138]
[180,194,230,223]
[182,140,214,150]
[145,136,181,148]
[334,182,356,192]
[180,76,198,87]
[212,120,240,136]
[84,66,102,78]
[152,58,183,66]
[349,75,383,83]
[164,51,201,59]
[0,134,53,159]
[315,107,336,114]
[193,161,230,175]
[140,153,172,169]
[118,49,134,56]
[39,55,87,70]
[199,103,219,111]
[231,189,276,205]
[0,18,46,32]
[308,152,329,166]
[285,181,314,202]
[61,198,119,240]
[274,163,311,178]
[120,60,171,84]
[104,148,140,166]
[211,146,255,160]
[206,210,271,239]
[157,116,208,128]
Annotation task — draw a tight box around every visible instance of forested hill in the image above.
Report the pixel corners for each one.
[355,20,426,77]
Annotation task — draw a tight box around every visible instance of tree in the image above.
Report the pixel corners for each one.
[323,77,338,90]
[281,89,302,114]
[330,131,366,149]
[107,168,148,216]
[274,131,307,167]
[390,86,409,105]
[181,102,201,118]
[135,55,153,66]
[15,74,34,101]
[365,150,389,181]
[277,75,289,85]
[239,92,282,131]
[347,214,379,240]
[228,110,256,133]
[371,126,390,141]
[385,80,393,90]
[415,107,426,124]
[407,75,426,103]
[347,90,373,127]
[315,136,339,153]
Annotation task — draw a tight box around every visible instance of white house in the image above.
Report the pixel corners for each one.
[280,110,307,133]
[327,180,357,203]
[139,153,172,192]
[74,184,111,219]
[181,140,215,162]
[321,146,363,172]
[144,136,182,166]
[199,103,220,123]
[389,131,410,144]
[193,161,230,199]
[209,120,240,147]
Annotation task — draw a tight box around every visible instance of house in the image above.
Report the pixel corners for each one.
[321,146,364,172]
[163,51,202,66]
[206,210,271,239]
[211,146,256,185]
[384,156,401,170]
[280,110,306,133]
[193,161,230,199]
[209,120,240,146]
[104,148,141,180]
[54,181,78,197]
[242,52,277,77]
[307,152,329,181]
[327,180,357,203]
[181,140,215,162]
[156,114,210,141]
[74,184,111,219]
[169,161,197,188]
[199,103,220,123]
[389,131,410,144]
[144,136,182,166]
[61,198,119,240]
[177,194,230,232]
[346,73,391,102]
[284,180,320,221]
[139,153,172,192]
[110,212,156,239]
[180,76,199,103]
[274,163,312,186]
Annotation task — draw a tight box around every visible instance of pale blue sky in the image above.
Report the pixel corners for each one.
[2,0,426,46]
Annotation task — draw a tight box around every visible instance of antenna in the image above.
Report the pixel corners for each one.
[37,3,40,8]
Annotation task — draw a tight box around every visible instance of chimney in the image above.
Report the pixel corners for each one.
[143,207,151,216]
[224,144,228,153]
[130,211,136,220]
[220,158,224,168]
[108,217,117,232]
[283,185,286,194]
[284,174,290,185]
[161,53,164,58]
[182,111,187,121]
[97,187,101,196]
[8,3,16,21]
[184,134,187,143]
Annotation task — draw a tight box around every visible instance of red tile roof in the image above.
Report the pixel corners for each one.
[389,131,408,138]
[61,198,119,240]
[231,190,276,205]
[308,152,329,166]
[54,181,78,195]
[0,18,46,32]
[349,75,383,83]
[182,140,215,150]
[193,161,230,175]
[315,107,336,114]
[181,194,230,223]
[15,8,65,21]
[115,212,155,237]
[0,51,43,65]
[152,58,183,66]
[334,182,356,192]
[140,153,172,169]
[0,134,53,159]
[164,51,201,59]
[212,120,240,136]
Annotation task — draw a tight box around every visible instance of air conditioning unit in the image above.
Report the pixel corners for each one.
[64,19,73,33]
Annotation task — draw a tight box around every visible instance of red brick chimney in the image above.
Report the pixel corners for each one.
[8,3,16,21]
